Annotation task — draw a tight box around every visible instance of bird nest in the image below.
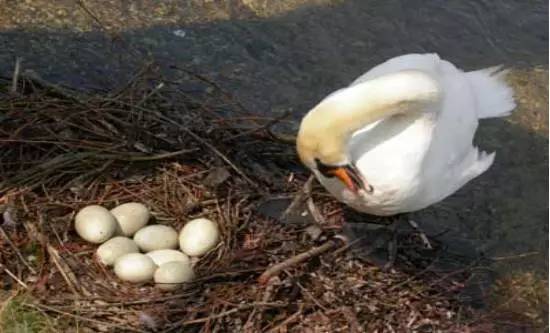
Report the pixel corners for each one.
[0,65,492,332]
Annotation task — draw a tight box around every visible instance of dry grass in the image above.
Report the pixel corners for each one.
[490,272,548,329]
[0,65,540,332]
[0,0,341,31]
[0,294,58,333]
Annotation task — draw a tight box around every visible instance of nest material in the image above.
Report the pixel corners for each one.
[0,66,494,332]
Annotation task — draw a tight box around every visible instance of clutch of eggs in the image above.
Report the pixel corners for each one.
[74,203,220,288]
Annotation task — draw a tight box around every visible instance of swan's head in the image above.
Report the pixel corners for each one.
[296,101,371,194]
[297,70,440,194]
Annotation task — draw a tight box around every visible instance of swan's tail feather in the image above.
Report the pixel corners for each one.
[466,66,516,119]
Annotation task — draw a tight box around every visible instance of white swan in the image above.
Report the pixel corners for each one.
[297,53,516,216]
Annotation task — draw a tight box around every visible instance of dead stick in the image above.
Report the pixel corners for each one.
[297,282,327,311]
[307,197,326,225]
[88,291,197,307]
[257,236,347,285]
[103,148,197,161]
[46,244,80,297]
[98,98,256,187]
[491,251,540,261]
[184,303,285,324]
[11,57,21,94]
[224,110,292,142]
[109,63,153,98]
[408,220,433,250]
[0,225,37,274]
[281,175,314,220]
[169,66,251,116]
[267,127,296,145]
[266,304,303,333]
[75,0,108,31]
[141,107,256,186]
[0,264,29,289]
[244,282,273,329]
[25,302,147,333]
[162,302,286,332]
[22,69,85,103]
[181,128,258,188]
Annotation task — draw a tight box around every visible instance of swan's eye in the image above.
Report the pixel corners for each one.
[315,158,335,177]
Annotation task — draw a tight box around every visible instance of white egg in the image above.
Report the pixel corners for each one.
[154,261,194,290]
[96,237,139,266]
[111,202,150,237]
[146,249,190,266]
[114,253,157,283]
[74,205,117,244]
[134,225,178,252]
[179,218,220,256]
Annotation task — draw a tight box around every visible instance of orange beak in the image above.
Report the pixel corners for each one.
[328,167,358,192]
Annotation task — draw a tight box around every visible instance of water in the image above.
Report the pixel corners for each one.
[0,0,548,321]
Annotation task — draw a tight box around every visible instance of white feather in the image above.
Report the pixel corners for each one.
[312,53,516,216]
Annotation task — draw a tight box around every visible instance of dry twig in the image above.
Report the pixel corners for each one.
[258,236,346,285]
[10,57,21,94]
[0,226,37,274]
[46,244,81,297]
[0,263,29,289]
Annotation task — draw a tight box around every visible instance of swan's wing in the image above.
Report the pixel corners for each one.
[350,53,513,207]
[348,53,491,176]
[420,58,515,204]
[420,61,482,195]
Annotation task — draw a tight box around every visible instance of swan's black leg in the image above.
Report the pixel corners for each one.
[383,214,435,269]
[407,219,433,250]
[341,212,437,269]
[383,220,398,270]
[388,213,435,249]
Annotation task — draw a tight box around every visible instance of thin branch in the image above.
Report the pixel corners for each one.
[21,69,86,103]
[281,175,314,220]
[491,251,540,261]
[46,244,81,297]
[223,110,292,142]
[0,225,37,274]
[0,264,29,289]
[180,127,258,188]
[25,302,147,333]
[11,57,21,94]
[258,236,347,285]
[75,0,108,31]
[162,302,287,332]
[266,304,303,333]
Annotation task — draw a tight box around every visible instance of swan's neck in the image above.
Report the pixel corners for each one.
[298,71,441,166]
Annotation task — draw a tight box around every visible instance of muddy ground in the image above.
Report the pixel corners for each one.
[0,0,548,329]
